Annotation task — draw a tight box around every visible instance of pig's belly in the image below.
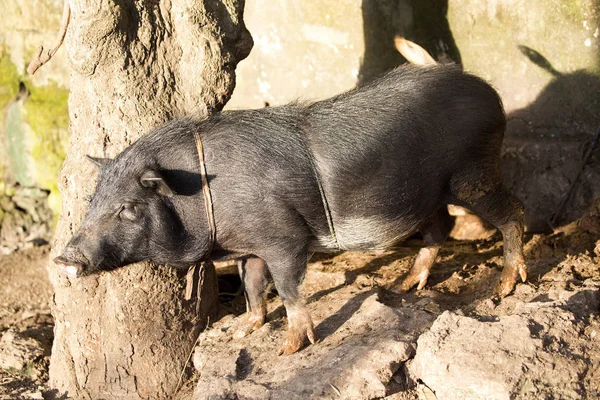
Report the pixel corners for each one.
[309,214,420,251]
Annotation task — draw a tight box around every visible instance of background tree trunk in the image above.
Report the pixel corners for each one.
[47,1,252,398]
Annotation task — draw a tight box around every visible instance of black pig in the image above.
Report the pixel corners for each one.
[55,65,526,355]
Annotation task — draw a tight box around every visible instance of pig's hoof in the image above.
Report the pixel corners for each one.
[497,261,527,297]
[497,279,516,297]
[233,313,265,340]
[395,272,429,293]
[518,262,528,283]
[277,323,316,356]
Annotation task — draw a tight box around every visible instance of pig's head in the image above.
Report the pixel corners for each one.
[54,152,191,278]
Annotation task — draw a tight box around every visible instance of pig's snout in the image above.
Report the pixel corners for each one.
[54,246,90,278]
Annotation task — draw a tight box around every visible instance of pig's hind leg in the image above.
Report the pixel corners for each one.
[450,172,527,296]
[396,206,454,292]
[234,257,270,339]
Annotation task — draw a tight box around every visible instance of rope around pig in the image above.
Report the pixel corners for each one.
[192,131,340,253]
[193,132,217,254]
[307,156,341,250]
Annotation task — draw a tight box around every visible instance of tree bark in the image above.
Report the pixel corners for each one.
[47,1,252,398]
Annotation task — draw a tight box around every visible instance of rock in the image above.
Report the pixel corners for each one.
[18,391,44,399]
[409,284,600,400]
[193,289,436,399]
[0,196,14,212]
[11,188,50,223]
[0,185,52,255]
[0,329,45,375]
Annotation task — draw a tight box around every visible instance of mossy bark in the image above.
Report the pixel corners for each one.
[0,50,21,187]
[23,82,69,219]
[0,46,69,222]
[48,1,252,398]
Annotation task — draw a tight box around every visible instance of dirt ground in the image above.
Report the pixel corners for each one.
[0,246,53,399]
[1,203,599,399]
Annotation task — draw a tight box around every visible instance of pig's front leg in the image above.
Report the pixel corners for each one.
[278,300,316,355]
[262,249,316,355]
[234,257,269,339]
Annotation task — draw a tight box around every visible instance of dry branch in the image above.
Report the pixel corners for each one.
[27,0,70,75]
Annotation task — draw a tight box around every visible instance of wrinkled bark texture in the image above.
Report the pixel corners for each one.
[48,1,252,398]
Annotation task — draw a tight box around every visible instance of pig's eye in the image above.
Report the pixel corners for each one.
[119,203,139,221]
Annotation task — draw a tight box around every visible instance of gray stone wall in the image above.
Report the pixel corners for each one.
[230,0,599,115]
[226,0,366,109]
[448,0,600,137]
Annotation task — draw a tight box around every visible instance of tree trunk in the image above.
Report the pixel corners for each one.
[47,1,252,398]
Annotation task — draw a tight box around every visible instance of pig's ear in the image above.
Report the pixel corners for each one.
[86,155,110,169]
[140,170,175,198]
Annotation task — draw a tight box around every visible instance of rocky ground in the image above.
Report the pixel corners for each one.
[0,186,53,256]
[1,203,599,399]
[185,202,600,400]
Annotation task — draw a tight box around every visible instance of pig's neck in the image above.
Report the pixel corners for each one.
[170,194,215,264]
